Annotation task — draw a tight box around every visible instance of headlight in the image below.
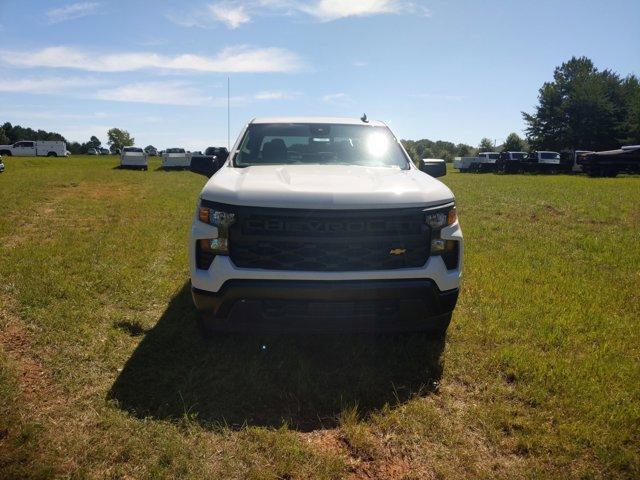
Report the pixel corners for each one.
[426,205,459,269]
[198,207,236,227]
[425,206,457,229]
[196,204,236,257]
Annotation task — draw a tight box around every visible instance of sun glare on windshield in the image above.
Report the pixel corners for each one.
[366,132,390,158]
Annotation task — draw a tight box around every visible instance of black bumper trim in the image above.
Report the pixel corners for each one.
[192,279,459,320]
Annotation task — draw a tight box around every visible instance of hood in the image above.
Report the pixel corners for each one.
[200,164,454,209]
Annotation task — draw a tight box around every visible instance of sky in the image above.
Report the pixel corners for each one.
[0,0,638,151]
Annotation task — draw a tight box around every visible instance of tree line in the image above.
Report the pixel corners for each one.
[402,56,639,163]
[3,56,638,160]
[0,123,137,154]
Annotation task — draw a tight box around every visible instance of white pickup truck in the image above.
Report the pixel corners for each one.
[189,117,463,335]
[161,148,191,170]
[0,140,67,157]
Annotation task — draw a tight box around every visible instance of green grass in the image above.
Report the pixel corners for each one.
[0,156,638,479]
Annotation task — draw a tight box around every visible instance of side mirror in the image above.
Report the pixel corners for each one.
[190,155,222,178]
[420,159,446,177]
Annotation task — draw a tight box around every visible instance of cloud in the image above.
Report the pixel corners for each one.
[46,2,102,24]
[92,82,296,106]
[353,61,368,67]
[0,45,304,73]
[168,0,429,28]
[261,0,430,21]
[166,2,251,29]
[322,92,353,104]
[254,90,300,100]
[1,110,109,121]
[208,2,251,28]
[94,82,217,106]
[0,76,104,94]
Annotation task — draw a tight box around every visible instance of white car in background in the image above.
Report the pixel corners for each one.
[162,148,191,170]
[0,155,4,173]
[120,147,148,170]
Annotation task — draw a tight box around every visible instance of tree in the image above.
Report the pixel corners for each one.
[478,138,494,151]
[502,132,525,152]
[107,128,134,153]
[456,143,472,157]
[144,145,156,153]
[0,127,9,145]
[88,136,101,149]
[1,122,67,144]
[523,56,639,151]
[620,75,640,145]
[67,142,83,155]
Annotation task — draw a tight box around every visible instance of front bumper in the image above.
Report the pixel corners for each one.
[192,279,458,332]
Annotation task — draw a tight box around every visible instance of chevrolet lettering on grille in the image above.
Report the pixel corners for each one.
[244,217,417,236]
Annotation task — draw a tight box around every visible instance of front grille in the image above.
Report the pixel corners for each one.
[228,207,430,271]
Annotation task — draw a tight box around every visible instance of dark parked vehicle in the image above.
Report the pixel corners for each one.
[204,146,229,161]
[577,145,640,177]
[496,151,527,173]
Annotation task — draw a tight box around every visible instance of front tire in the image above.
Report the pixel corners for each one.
[47,152,57,157]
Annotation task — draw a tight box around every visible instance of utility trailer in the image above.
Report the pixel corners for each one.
[120,147,148,170]
[453,152,499,172]
[577,145,640,177]
[453,156,475,172]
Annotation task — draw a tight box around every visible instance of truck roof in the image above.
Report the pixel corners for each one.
[251,116,388,127]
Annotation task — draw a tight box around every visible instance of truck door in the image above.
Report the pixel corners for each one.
[14,141,36,156]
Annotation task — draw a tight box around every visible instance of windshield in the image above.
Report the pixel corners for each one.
[234,123,410,169]
[541,152,560,160]
[511,152,526,160]
[123,147,143,153]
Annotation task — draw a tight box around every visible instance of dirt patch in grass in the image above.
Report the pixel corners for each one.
[50,180,134,201]
[0,306,65,418]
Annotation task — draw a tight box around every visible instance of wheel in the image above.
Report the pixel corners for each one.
[0,151,11,156]
[47,152,57,157]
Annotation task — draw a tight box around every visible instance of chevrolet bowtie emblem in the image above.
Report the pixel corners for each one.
[389,248,407,255]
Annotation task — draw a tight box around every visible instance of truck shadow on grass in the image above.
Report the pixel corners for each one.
[109,283,445,432]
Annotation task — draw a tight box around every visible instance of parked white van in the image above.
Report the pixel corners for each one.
[120,147,148,170]
[162,148,191,170]
[0,141,67,157]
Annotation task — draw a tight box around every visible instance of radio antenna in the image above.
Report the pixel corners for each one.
[227,76,230,150]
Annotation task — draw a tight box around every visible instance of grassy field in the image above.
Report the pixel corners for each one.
[0,155,638,479]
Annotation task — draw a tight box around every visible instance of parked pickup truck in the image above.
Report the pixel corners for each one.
[577,145,640,177]
[0,140,67,157]
[120,147,148,170]
[454,152,500,172]
[496,151,527,173]
[189,117,463,335]
[162,148,191,170]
